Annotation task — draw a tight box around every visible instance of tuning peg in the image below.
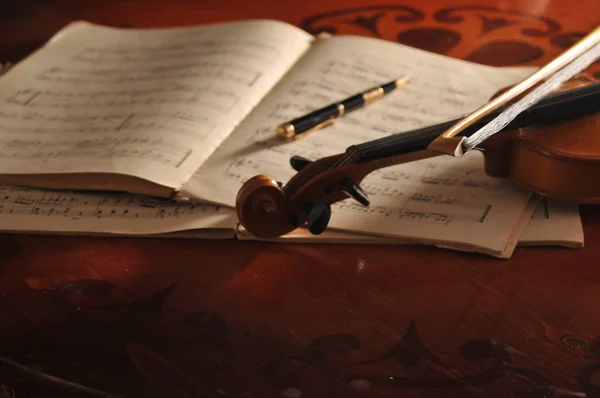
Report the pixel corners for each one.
[342,179,370,206]
[307,203,331,235]
[276,181,284,188]
[290,155,312,171]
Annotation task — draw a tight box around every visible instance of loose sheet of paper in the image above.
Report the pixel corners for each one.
[0,20,313,189]
[182,35,540,256]
[0,184,237,237]
[519,198,583,247]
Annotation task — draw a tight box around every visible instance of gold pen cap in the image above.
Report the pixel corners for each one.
[276,123,296,139]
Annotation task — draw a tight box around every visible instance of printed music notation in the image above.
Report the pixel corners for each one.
[331,204,457,226]
[400,191,492,224]
[73,39,281,65]
[0,110,216,139]
[266,100,315,121]
[398,210,452,224]
[224,157,291,182]
[0,185,221,220]
[37,65,262,88]
[334,202,395,217]
[354,158,501,226]
[379,170,413,182]
[419,163,505,191]
[7,84,241,113]
[0,19,314,182]
[0,137,192,167]
[333,188,492,226]
[318,58,391,89]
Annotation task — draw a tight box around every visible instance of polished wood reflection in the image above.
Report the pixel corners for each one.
[1,0,600,397]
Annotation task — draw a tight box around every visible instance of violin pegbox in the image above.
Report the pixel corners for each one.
[235,152,373,238]
[290,155,312,171]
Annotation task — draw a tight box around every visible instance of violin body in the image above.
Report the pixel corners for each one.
[481,74,600,204]
[482,111,600,203]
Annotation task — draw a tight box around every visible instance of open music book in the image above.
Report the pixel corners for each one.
[0,20,584,257]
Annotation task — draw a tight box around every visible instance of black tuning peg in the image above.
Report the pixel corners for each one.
[290,155,312,171]
[342,179,370,206]
[276,181,284,188]
[307,203,331,235]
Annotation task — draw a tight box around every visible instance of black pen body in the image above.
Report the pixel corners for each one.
[286,91,378,136]
[340,93,365,112]
[279,104,344,138]
[276,78,406,139]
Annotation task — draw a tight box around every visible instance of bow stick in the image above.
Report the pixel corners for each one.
[428,24,600,156]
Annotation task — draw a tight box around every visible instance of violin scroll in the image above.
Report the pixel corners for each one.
[236,174,290,238]
[235,153,377,238]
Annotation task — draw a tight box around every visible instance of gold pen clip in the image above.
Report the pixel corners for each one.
[276,117,339,140]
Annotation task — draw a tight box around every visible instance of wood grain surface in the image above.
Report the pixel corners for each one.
[0,0,600,397]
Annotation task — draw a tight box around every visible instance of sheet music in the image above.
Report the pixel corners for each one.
[0,184,237,236]
[182,35,539,255]
[519,198,583,247]
[0,20,312,188]
[237,198,584,248]
[0,181,581,249]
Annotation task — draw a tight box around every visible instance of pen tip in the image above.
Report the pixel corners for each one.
[395,76,409,86]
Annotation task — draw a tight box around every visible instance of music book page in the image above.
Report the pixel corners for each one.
[181,35,539,257]
[236,198,584,248]
[0,184,237,237]
[0,20,312,189]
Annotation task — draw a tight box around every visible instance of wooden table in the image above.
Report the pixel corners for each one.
[1,1,600,397]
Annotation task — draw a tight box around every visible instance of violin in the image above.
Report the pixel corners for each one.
[235,26,600,239]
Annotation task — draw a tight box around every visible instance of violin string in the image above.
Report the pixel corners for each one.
[330,150,358,168]
[326,145,362,171]
[352,124,443,153]
[462,41,600,153]
[353,133,426,158]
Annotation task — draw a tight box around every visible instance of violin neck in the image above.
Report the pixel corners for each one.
[350,82,600,163]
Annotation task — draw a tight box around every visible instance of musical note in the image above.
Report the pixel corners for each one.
[0,184,228,221]
[37,65,262,87]
[6,84,241,113]
[399,210,451,224]
[380,170,415,182]
[334,202,394,217]
[399,190,491,224]
[73,39,282,64]
[224,157,290,182]
[0,136,192,167]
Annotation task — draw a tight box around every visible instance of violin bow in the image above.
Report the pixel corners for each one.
[428,24,600,157]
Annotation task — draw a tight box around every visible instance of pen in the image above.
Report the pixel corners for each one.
[276,76,408,140]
